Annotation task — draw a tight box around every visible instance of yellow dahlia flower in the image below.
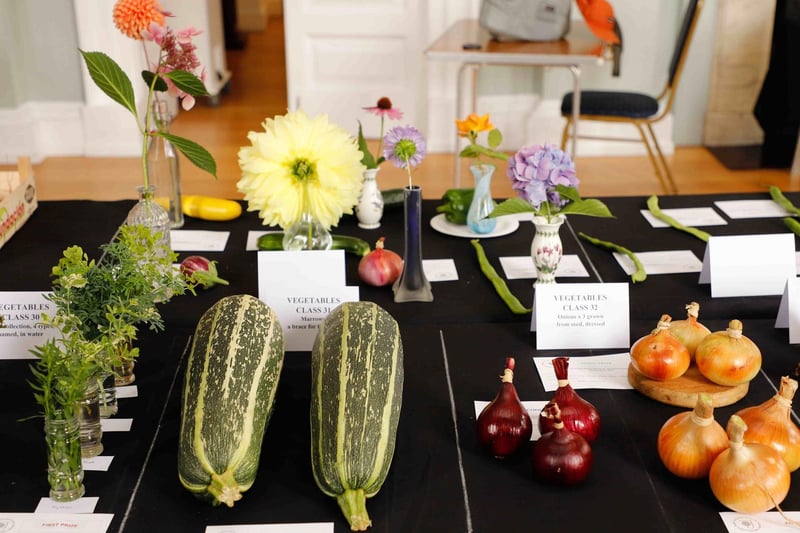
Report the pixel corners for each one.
[237,110,365,230]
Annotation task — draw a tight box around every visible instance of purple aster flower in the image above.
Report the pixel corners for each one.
[507,143,578,209]
[382,126,427,169]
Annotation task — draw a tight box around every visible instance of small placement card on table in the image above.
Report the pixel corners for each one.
[0,291,57,360]
[776,277,800,343]
[500,255,589,280]
[169,230,230,251]
[531,283,630,350]
[257,250,358,351]
[719,511,800,532]
[699,234,796,297]
[34,497,99,515]
[613,250,703,276]
[714,199,791,219]
[640,207,728,227]
[206,524,334,533]
[532,353,633,391]
[1,512,112,532]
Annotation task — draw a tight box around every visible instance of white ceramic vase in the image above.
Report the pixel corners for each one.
[531,215,565,285]
[355,168,384,229]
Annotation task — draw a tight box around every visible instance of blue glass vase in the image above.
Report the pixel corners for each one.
[467,164,497,234]
[393,186,433,302]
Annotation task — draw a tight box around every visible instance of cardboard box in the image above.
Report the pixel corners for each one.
[0,157,38,250]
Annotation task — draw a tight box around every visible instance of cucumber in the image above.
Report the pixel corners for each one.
[178,294,285,507]
[381,188,405,208]
[256,232,370,256]
[310,301,403,530]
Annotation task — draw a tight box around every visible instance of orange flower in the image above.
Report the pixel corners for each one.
[113,0,166,40]
[456,113,494,138]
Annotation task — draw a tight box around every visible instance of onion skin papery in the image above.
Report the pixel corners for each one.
[695,319,761,387]
[539,357,600,443]
[532,403,593,486]
[630,314,690,381]
[709,415,790,514]
[476,357,533,459]
[357,237,403,287]
[735,376,800,471]
[657,393,728,479]
[669,302,710,359]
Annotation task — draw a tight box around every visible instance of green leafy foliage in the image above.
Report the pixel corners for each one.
[490,186,613,221]
[79,50,137,117]
[357,121,383,169]
[160,132,217,177]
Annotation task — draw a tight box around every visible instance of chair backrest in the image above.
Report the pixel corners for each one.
[667,0,703,90]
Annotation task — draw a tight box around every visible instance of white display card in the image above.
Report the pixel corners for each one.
[775,277,800,344]
[422,259,458,281]
[613,250,703,276]
[0,512,112,532]
[100,418,132,432]
[0,291,58,359]
[499,255,589,280]
[714,199,792,219]
[531,283,630,350]
[699,234,796,297]
[640,207,727,228]
[257,250,358,351]
[34,497,99,515]
[532,353,633,391]
[169,230,230,252]
[82,456,113,472]
[720,511,800,532]
[474,400,547,440]
[206,524,334,533]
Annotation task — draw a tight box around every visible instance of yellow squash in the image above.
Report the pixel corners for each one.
[182,195,242,221]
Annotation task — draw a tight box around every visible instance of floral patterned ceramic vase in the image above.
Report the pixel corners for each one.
[355,168,384,229]
[531,215,565,285]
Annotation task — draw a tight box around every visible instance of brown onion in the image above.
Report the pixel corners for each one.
[669,302,710,359]
[531,403,593,486]
[657,393,728,479]
[539,357,600,443]
[735,376,800,471]
[357,237,402,287]
[630,314,690,381]
[476,357,532,458]
[709,415,790,514]
[695,319,761,386]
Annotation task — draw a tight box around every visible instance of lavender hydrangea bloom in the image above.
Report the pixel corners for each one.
[507,143,579,208]
[382,125,427,169]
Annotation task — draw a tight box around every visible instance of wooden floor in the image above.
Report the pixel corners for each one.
[21,17,796,202]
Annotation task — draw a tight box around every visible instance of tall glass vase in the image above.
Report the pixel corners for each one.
[393,186,433,302]
[147,99,183,228]
[531,215,565,285]
[78,380,103,458]
[44,412,85,502]
[467,163,497,234]
[355,168,384,229]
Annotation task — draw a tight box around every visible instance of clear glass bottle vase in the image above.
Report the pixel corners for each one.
[467,163,497,234]
[393,186,433,302]
[44,411,85,502]
[147,99,184,228]
[127,184,172,252]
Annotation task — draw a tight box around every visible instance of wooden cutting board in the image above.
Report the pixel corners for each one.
[627,364,749,408]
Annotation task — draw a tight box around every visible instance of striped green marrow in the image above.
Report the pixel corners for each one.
[178,294,285,507]
[311,301,404,531]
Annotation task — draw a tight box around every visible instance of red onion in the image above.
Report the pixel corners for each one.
[180,255,229,289]
[532,403,593,486]
[358,237,403,287]
[539,357,600,443]
[476,357,532,458]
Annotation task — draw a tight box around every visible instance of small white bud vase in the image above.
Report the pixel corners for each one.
[531,215,565,285]
[355,168,384,229]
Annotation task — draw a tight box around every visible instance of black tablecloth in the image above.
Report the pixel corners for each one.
[2,192,799,532]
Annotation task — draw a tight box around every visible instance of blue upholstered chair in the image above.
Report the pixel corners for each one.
[560,0,704,194]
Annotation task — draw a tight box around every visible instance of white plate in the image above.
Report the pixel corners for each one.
[429,213,519,238]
